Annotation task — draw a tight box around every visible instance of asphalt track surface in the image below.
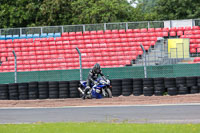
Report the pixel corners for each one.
[0,104,200,124]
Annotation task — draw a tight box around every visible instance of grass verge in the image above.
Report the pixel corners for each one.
[0,122,200,133]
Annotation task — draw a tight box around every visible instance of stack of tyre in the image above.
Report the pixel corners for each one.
[69,80,80,98]
[38,81,49,99]
[111,79,122,97]
[48,81,59,99]
[154,77,165,96]
[132,78,143,96]
[197,77,200,93]
[165,78,177,95]
[18,83,29,100]
[59,81,70,98]
[122,78,133,96]
[176,77,188,95]
[8,83,18,100]
[28,82,38,99]
[143,78,154,96]
[186,76,198,94]
[0,84,8,100]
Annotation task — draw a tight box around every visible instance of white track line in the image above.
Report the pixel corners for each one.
[0,103,200,109]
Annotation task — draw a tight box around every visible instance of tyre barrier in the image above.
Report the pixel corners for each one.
[154,77,165,96]
[0,76,200,100]
[28,82,38,100]
[122,78,133,96]
[69,80,80,98]
[133,78,143,96]
[111,79,122,97]
[59,81,69,98]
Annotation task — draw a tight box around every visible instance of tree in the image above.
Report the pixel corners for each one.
[154,0,200,20]
[70,0,140,24]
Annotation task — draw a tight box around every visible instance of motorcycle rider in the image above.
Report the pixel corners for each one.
[82,63,106,99]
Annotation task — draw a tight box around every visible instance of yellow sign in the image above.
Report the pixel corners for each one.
[168,38,190,58]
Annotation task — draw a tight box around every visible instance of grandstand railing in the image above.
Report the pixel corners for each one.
[1,19,199,36]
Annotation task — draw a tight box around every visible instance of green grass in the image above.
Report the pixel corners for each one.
[0,122,200,133]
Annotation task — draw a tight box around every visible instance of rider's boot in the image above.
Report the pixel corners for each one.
[82,86,90,100]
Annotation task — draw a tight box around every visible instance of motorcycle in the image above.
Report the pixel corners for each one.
[78,77,112,99]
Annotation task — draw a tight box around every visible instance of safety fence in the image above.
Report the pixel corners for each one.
[0,63,200,84]
[1,19,200,36]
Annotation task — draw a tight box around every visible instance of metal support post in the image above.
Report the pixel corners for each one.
[20,28,22,36]
[83,25,86,32]
[125,23,128,30]
[12,50,17,83]
[140,44,147,78]
[76,47,82,81]
[41,27,43,34]
[104,23,107,31]
[61,26,64,33]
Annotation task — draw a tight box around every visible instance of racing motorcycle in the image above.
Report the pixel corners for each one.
[78,77,112,99]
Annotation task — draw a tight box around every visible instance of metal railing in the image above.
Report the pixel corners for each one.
[0,20,166,36]
[135,39,191,66]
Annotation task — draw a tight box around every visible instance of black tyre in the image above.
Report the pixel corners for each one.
[165,78,176,88]
[167,87,178,96]
[186,77,197,87]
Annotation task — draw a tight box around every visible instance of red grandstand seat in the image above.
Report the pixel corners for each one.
[156,32,163,37]
[69,32,76,36]
[177,27,185,31]
[119,29,126,34]
[132,29,140,33]
[97,30,104,35]
[192,30,200,34]
[141,28,147,33]
[184,30,192,35]
[75,32,82,36]
[83,31,90,35]
[197,48,200,53]
[0,40,6,44]
[40,38,47,42]
[111,30,118,34]
[190,48,196,53]
[5,39,12,44]
[190,39,196,44]
[76,35,84,40]
[155,28,162,32]
[190,44,198,48]
[68,36,76,40]
[162,32,168,37]
[90,31,97,35]
[169,31,176,36]
[148,28,155,32]
[192,26,200,30]
[184,26,191,31]
[196,39,200,43]
[126,29,133,33]
[170,27,177,31]
[162,27,169,32]
[90,35,98,39]
[55,37,62,41]
[62,32,69,37]
[177,31,183,36]
[102,30,111,34]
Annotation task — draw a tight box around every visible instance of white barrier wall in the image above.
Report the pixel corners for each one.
[164,19,193,28]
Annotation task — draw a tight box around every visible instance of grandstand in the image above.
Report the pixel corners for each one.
[0,20,200,73]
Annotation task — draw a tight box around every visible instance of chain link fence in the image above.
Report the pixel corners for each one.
[0,63,200,84]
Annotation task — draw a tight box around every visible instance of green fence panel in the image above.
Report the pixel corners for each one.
[1,64,200,84]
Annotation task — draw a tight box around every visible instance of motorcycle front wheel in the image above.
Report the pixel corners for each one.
[104,88,112,98]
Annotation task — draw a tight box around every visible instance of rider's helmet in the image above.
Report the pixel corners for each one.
[93,63,101,74]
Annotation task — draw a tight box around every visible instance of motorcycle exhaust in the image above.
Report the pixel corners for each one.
[78,87,84,94]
